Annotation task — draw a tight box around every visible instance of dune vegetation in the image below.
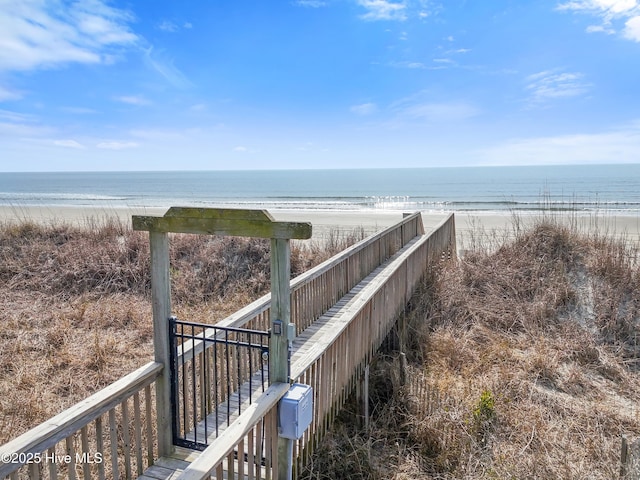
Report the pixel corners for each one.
[0,217,362,445]
[1,215,639,479]
[302,217,640,479]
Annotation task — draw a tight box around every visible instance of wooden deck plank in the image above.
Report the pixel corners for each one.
[140,465,184,480]
[136,228,437,480]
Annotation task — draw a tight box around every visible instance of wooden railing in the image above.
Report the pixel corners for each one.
[0,212,454,480]
[174,213,456,479]
[167,213,426,455]
[177,211,425,364]
[0,362,162,480]
[290,214,456,473]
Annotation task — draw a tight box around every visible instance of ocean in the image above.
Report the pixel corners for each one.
[1,164,639,215]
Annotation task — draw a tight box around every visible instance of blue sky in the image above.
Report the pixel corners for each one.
[0,0,639,171]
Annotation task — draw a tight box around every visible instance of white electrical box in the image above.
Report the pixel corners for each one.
[279,383,313,440]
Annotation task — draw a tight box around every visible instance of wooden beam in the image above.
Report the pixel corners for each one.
[149,231,174,457]
[270,238,291,384]
[0,362,162,478]
[164,207,275,221]
[132,207,312,239]
[269,238,295,480]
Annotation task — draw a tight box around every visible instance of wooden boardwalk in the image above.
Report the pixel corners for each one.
[138,249,403,479]
[0,211,456,480]
[139,264,386,480]
[138,448,200,480]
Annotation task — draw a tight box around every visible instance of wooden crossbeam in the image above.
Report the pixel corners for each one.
[132,207,312,239]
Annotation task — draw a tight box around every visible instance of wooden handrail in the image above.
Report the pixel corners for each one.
[287,211,423,287]
[169,214,455,480]
[175,382,291,480]
[0,361,162,477]
[0,212,454,480]
[289,235,425,379]
[177,212,424,363]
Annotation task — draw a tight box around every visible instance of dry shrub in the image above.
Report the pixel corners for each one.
[169,234,271,303]
[305,218,640,479]
[0,218,360,444]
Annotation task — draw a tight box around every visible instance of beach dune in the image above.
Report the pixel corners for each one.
[1,206,639,248]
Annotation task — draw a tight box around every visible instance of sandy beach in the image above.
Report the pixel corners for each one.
[1,205,639,249]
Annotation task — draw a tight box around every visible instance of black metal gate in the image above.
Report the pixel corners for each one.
[168,317,270,450]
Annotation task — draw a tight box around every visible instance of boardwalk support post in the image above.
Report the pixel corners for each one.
[149,231,173,457]
[133,207,311,473]
[363,364,370,431]
[271,238,294,480]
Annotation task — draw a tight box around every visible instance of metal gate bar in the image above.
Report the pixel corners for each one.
[169,317,270,450]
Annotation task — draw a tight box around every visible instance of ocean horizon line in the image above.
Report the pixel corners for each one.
[2,162,640,175]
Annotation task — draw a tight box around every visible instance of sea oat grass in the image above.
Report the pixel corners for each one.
[0,218,362,444]
[302,217,640,479]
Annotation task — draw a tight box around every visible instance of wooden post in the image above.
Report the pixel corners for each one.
[621,435,640,480]
[271,238,293,480]
[399,352,408,387]
[149,231,173,457]
[622,436,629,479]
[270,238,291,384]
[363,364,370,432]
[133,208,311,471]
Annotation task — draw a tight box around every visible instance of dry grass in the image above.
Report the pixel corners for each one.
[0,217,362,444]
[302,216,640,479]
[4,213,639,479]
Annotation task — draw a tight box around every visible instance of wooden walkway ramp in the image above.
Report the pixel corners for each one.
[0,212,456,480]
[139,230,443,479]
[138,237,417,479]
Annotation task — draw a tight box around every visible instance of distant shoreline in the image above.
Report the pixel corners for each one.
[1,205,639,246]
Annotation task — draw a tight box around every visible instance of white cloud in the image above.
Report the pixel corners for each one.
[157,20,193,32]
[144,47,192,89]
[60,106,99,114]
[97,141,139,150]
[232,145,259,153]
[585,23,616,32]
[0,0,138,72]
[157,20,178,32]
[400,102,479,121]
[0,85,22,101]
[388,61,426,69]
[389,91,480,122]
[0,121,53,137]
[624,15,640,39]
[0,109,54,137]
[350,103,378,115]
[557,0,640,40]
[294,0,328,7]
[479,122,640,165]
[0,109,31,122]
[525,70,591,103]
[54,139,85,149]
[357,0,407,21]
[114,95,151,106]
[557,0,637,14]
